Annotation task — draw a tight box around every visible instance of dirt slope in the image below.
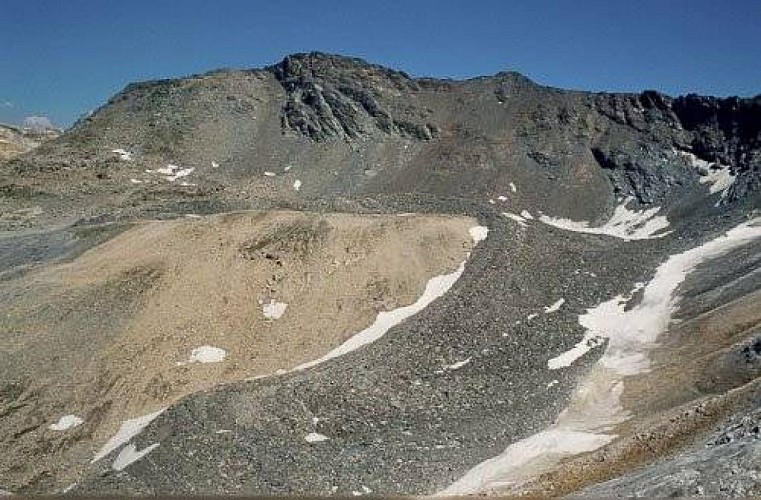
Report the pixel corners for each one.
[0,210,475,491]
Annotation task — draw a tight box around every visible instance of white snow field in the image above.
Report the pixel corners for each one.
[111,148,133,161]
[538,197,670,240]
[441,218,761,495]
[145,164,195,182]
[304,432,329,443]
[678,150,736,205]
[543,298,565,314]
[262,299,288,319]
[501,212,528,227]
[111,443,160,471]
[48,414,84,431]
[187,345,226,364]
[92,408,166,463]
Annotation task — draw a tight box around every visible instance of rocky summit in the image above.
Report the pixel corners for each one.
[1,52,761,496]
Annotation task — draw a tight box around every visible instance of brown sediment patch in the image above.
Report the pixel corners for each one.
[0,210,477,491]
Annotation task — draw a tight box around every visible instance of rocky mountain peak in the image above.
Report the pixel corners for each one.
[270,52,436,141]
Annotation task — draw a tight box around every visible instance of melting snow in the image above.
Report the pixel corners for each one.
[263,299,288,319]
[293,179,302,191]
[294,226,488,372]
[92,408,166,462]
[146,164,195,182]
[284,165,293,172]
[445,357,472,371]
[469,225,489,244]
[49,414,83,431]
[442,218,761,495]
[168,167,194,182]
[502,212,528,227]
[678,150,736,204]
[112,443,160,471]
[520,210,534,220]
[112,148,133,161]
[538,197,670,241]
[543,298,565,314]
[187,345,226,364]
[304,432,329,443]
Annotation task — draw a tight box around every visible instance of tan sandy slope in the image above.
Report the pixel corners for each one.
[0,210,476,490]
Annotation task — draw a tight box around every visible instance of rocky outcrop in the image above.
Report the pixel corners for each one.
[271,52,438,141]
[673,94,761,200]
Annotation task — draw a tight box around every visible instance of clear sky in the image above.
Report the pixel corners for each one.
[2,0,760,128]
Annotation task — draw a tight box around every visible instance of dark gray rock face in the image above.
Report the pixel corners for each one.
[271,52,437,141]
[579,407,761,498]
[673,94,761,200]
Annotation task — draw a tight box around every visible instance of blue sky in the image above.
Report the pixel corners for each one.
[2,0,760,128]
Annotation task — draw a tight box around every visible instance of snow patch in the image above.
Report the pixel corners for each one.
[538,197,670,241]
[167,167,194,182]
[445,357,472,371]
[293,179,302,191]
[129,178,143,184]
[49,414,83,431]
[509,182,517,193]
[264,171,276,177]
[469,225,489,244]
[304,432,329,443]
[146,164,195,182]
[502,212,527,227]
[497,195,508,202]
[187,345,226,364]
[543,298,565,314]
[520,210,534,220]
[211,161,219,168]
[112,148,133,161]
[92,408,166,462]
[263,299,288,319]
[678,150,736,204]
[112,443,159,471]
